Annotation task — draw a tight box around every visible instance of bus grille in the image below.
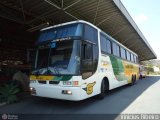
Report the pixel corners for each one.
[49,81,60,84]
[38,81,46,84]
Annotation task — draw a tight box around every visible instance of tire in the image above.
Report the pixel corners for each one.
[139,75,142,79]
[98,80,106,99]
[134,75,137,84]
[130,75,136,86]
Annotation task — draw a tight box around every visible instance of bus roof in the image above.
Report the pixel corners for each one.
[41,20,138,57]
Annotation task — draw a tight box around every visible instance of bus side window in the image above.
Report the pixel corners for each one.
[134,55,137,63]
[81,42,93,79]
[120,47,126,59]
[126,51,131,61]
[131,54,134,62]
[82,43,92,60]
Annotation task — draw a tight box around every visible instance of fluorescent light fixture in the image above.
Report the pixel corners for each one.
[27,22,49,32]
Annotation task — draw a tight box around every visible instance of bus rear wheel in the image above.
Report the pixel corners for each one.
[130,75,136,86]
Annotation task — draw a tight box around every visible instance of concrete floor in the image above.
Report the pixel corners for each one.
[0,76,160,120]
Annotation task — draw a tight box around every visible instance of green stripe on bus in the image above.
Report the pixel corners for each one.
[53,76,72,81]
[110,56,127,81]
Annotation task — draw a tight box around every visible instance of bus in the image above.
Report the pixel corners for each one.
[139,65,146,79]
[30,20,139,101]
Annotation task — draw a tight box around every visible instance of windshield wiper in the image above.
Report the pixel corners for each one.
[54,67,60,74]
[48,67,60,74]
[33,70,40,76]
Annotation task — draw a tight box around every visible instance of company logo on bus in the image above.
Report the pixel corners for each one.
[83,81,96,95]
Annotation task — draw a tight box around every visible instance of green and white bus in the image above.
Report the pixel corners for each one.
[30,20,139,101]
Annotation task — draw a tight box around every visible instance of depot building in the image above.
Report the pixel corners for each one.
[0,0,156,90]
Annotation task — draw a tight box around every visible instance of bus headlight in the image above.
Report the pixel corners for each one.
[62,90,72,95]
[30,87,36,95]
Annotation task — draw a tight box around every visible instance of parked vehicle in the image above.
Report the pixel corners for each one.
[139,65,146,79]
[30,20,139,101]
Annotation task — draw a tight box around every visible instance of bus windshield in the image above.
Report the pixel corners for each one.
[33,40,80,75]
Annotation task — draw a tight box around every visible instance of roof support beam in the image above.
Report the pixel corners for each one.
[27,10,59,25]
[112,25,128,37]
[134,46,150,60]
[96,13,117,27]
[0,4,24,24]
[64,11,78,20]
[121,33,135,44]
[44,0,79,20]
[127,39,140,49]
[19,0,26,21]
[45,0,82,11]
[110,22,118,35]
[134,44,144,52]
[0,0,39,25]
[61,0,64,9]
[93,0,100,24]
[63,0,82,10]
[137,49,147,60]
[113,0,156,59]
[28,0,82,25]
[44,0,61,9]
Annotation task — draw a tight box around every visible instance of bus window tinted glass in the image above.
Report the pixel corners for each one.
[117,45,120,57]
[126,51,131,61]
[84,24,98,44]
[82,43,92,60]
[100,35,107,53]
[134,55,137,63]
[100,34,111,54]
[120,47,126,59]
[131,54,134,62]
[112,42,120,57]
[107,40,111,54]
[112,42,117,56]
[38,23,83,43]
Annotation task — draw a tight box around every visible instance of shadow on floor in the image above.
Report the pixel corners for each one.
[0,76,160,120]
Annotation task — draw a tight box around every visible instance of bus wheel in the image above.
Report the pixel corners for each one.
[130,75,136,86]
[98,80,106,99]
[139,75,142,79]
[134,75,137,84]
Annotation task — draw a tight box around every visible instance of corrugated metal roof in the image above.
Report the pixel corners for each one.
[0,0,157,60]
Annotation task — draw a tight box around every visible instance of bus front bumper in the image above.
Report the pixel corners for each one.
[30,84,83,101]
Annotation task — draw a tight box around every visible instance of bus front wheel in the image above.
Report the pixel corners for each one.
[98,80,106,99]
